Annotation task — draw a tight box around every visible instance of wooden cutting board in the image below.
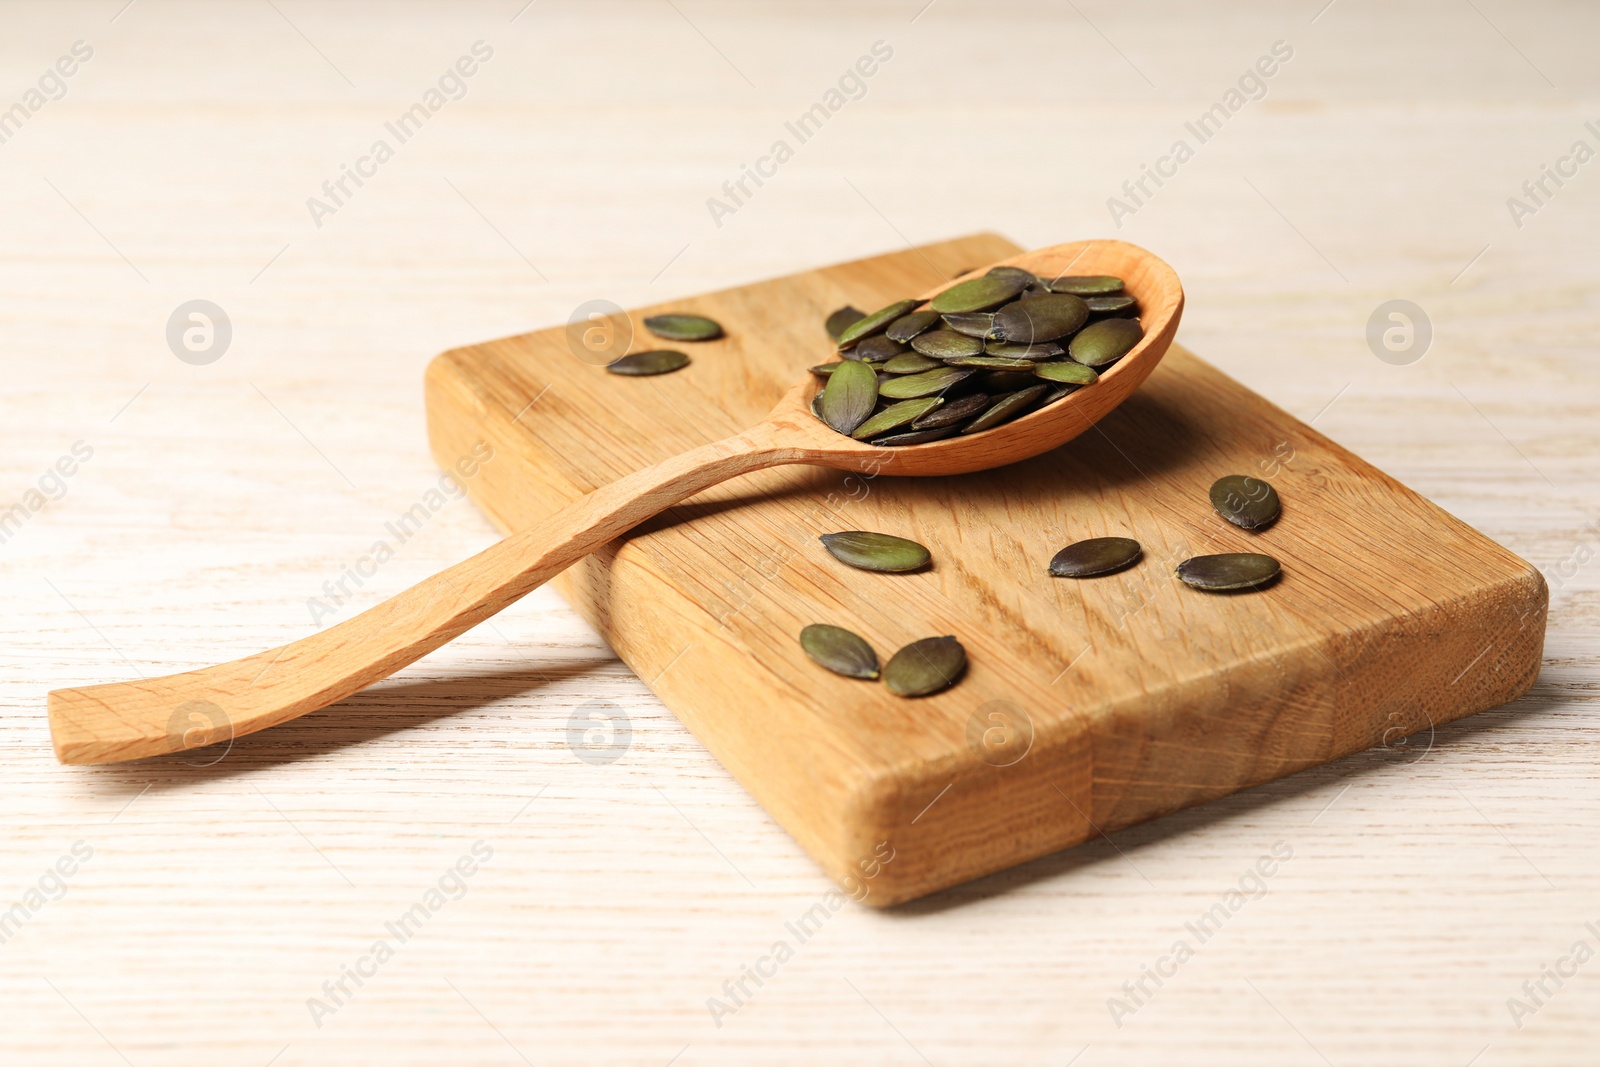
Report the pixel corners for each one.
[424,233,1546,906]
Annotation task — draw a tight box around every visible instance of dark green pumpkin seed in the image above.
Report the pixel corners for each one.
[825,306,866,340]
[819,531,931,573]
[809,362,839,378]
[884,636,967,697]
[818,359,878,435]
[1068,318,1143,367]
[837,298,918,350]
[1046,275,1124,296]
[1049,536,1143,578]
[911,392,990,429]
[942,313,1001,339]
[1033,361,1100,385]
[811,391,824,419]
[911,329,985,360]
[961,384,1049,434]
[946,355,1039,370]
[1085,294,1137,314]
[883,351,944,375]
[884,310,942,344]
[606,349,690,376]
[929,273,1030,314]
[871,426,959,446]
[799,623,879,679]
[985,340,1063,359]
[878,366,974,399]
[643,314,722,341]
[851,397,944,439]
[1209,474,1281,530]
[993,294,1089,344]
[1176,553,1282,591]
[854,335,906,363]
[1040,384,1074,404]
[986,265,1038,284]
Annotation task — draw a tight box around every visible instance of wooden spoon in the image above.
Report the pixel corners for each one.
[48,239,1183,764]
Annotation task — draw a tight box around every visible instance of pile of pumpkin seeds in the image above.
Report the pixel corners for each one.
[814,268,1142,444]
[604,312,724,376]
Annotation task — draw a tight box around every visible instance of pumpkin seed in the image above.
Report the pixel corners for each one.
[878,366,974,399]
[809,362,839,378]
[1040,384,1074,404]
[854,335,906,363]
[961,384,1049,434]
[837,298,918,350]
[818,359,878,435]
[911,329,985,361]
[911,392,990,429]
[1208,474,1281,530]
[799,623,880,679]
[993,294,1089,344]
[851,397,944,439]
[643,313,722,341]
[1049,536,1143,577]
[871,426,959,446]
[942,312,1001,339]
[946,355,1040,370]
[930,273,1030,314]
[884,636,967,697]
[825,306,866,340]
[986,265,1038,284]
[985,340,1063,359]
[883,351,944,375]
[606,349,690,376]
[1085,294,1137,315]
[819,531,931,573]
[1033,361,1099,385]
[1068,318,1143,367]
[1176,553,1281,591]
[884,310,942,344]
[1046,275,1124,296]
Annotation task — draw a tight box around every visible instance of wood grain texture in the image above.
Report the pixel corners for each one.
[426,234,1546,905]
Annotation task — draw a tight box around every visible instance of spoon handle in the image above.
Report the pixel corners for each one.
[49,428,798,765]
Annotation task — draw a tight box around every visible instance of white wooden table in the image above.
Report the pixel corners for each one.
[3,2,1596,1063]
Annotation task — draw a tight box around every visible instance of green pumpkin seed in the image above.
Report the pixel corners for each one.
[993,294,1089,344]
[606,349,690,376]
[1209,474,1281,530]
[883,351,944,375]
[837,298,918,350]
[819,531,931,573]
[884,310,942,344]
[851,397,944,439]
[811,391,825,419]
[929,273,1029,314]
[985,340,1063,359]
[961,384,1049,434]
[871,426,959,446]
[809,362,839,377]
[883,636,967,697]
[1033,361,1099,385]
[911,329,985,360]
[1085,294,1137,314]
[942,313,1001,339]
[1046,275,1124,296]
[853,335,906,363]
[1049,536,1143,578]
[799,623,879,679]
[911,392,989,429]
[878,366,974,399]
[1068,318,1143,367]
[1040,384,1074,404]
[986,265,1038,284]
[946,355,1040,370]
[643,313,722,341]
[826,306,866,340]
[1176,553,1282,591]
[818,359,878,435]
